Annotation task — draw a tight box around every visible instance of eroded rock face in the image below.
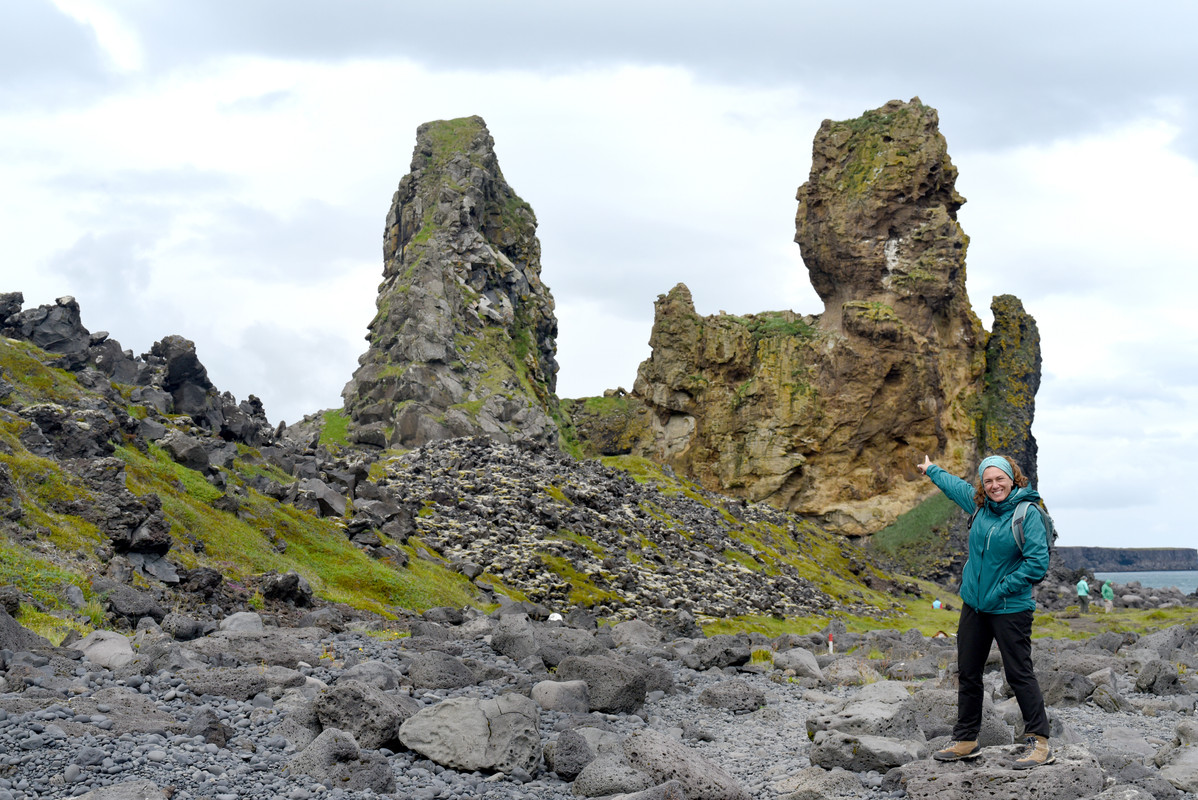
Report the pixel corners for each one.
[629,99,1033,535]
[342,116,559,449]
[981,293,1042,486]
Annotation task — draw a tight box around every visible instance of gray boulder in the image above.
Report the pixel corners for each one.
[160,430,210,472]
[885,743,1103,799]
[73,780,170,800]
[97,582,167,625]
[900,687,1011,746]
[534,625,606,666]
[532,678,589,713]
[286,728,395,794]
[341,659,404,690]
[1091,787,1160,800]
[698,679,766,712]
[555,654,648,714]
[773,646,823,681]
[616,780,688,800]
[572,754,656,797]
[260,571,313,606]
[1137,659,1183,695]
[688,634,751,669]
[774,766,865,800]
[1158,719,1198,793]
[398,694,541,774]
[185,707,233,748]
[179,667,268,701]
[1041,670,1096,705]
[611,619,666,649]
[0,607,53,652]
[407,650,476,689]
[623,728,750,800]
[186,628,323,667]
[75,630,134,669]
[219,611,264,632]
[547,727,593,780]
[490,612,539,661]
[160,612,208,641]
[314,679,417,749]
[806,681,923,742]
[810,730,923,772]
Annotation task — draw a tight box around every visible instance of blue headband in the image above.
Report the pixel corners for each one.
[978,456,1014,481]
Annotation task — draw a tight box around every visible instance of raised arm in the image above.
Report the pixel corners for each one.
[919,455,977,514]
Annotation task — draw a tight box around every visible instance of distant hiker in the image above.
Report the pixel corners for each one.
[1077,577,1090,613]
[1102,580,1115,613]
[917,454,1054,769]
[933,598,942,610]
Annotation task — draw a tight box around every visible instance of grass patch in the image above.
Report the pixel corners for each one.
[0,538,88,609]
[319,409,351,449]
[536,552,620,607]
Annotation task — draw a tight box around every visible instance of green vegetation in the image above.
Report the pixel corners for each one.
[868,493,960,576]
[0,339,85,406]
[844,300,901,323]
[536,552,620,607]
[319,409,351,449]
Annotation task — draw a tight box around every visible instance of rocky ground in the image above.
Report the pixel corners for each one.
[2,602,1197,800]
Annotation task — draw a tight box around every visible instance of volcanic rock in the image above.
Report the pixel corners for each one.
[621,99,1038,535]
[341,115,559,449]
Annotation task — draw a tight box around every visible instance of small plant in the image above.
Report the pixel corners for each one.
[248,591,265,610]
[749,647,775,666]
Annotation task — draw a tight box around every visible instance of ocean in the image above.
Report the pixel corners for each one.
[1092,569,1198,594]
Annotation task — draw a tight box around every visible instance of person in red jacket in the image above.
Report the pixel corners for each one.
[918,454,1054,769]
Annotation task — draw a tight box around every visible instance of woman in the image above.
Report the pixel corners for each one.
[917,454,1054,769]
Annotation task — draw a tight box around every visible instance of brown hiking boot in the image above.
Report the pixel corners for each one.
[933,740,980,761]
[1013,735,1054,769]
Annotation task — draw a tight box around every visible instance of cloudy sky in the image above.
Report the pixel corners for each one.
[3,1,1196,551]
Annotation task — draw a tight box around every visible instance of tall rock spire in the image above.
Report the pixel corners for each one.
[627,98,1041,535]
[342,116,559,448]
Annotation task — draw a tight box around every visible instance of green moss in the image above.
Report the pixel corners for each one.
[844,301,900,322]
[536,552,621,607]
[543,485,572,504]
[0,339,85,406]
[0,538,88,609]
[114,443,482,614]
[547,529,603,556]
[868,493,960,576]
[319,409,351,449]
[722,549,763,573]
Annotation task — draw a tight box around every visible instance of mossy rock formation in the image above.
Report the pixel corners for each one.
[623,98,1040,535]
[342,116,559,449]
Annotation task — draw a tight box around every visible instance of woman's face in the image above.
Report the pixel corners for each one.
[981,466,1014,502]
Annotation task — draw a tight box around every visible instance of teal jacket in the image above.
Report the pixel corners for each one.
[927,465,1050,614]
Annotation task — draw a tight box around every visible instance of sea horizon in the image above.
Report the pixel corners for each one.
[1093,569,1198,595]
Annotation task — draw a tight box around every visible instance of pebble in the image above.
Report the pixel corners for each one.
[1,628,1196,800]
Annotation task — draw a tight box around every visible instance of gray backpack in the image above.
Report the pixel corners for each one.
[969,501,1057,581]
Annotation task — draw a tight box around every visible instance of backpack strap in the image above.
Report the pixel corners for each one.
[1011,501,1034,552]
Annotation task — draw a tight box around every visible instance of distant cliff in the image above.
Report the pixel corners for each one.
[1056,547,1198,573]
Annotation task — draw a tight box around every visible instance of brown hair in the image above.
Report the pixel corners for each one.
[973,455,1029,507]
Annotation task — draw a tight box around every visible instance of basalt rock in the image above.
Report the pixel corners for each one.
[981,293,1042,486]
[624,99,1037,535]
[341,116,560,449]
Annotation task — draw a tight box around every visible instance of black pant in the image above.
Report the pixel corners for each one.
[954,605,1049,740]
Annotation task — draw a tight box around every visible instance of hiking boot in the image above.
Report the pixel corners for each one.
[933,740,980,761]
[1013,735,1054,769]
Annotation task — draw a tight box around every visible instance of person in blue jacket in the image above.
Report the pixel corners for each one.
[918,453,1054,769]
